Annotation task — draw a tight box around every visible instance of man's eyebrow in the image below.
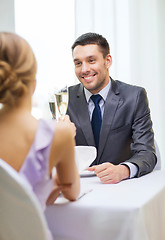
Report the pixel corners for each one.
[87,55,96,59]
[73,58,80,62]
[74,55,96,62]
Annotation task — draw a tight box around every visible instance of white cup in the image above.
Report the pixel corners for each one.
[75,146,97,173]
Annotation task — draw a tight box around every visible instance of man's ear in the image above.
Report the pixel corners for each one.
[106,54,112,69]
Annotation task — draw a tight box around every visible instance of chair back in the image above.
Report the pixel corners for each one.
[0,159,51,240]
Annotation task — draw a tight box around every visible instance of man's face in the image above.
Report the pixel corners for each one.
[73,44,112,94]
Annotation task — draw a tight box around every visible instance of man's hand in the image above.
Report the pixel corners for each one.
[88,162,130,184]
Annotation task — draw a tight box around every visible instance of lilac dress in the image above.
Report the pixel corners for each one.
[19,119,55,211]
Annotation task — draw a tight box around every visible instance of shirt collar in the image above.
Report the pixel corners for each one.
[84,78,111,103]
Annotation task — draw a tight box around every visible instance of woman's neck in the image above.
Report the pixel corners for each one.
[0,96,32,120]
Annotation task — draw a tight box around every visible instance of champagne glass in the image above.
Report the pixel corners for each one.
[54,86,68,119]
[48,93,56,119]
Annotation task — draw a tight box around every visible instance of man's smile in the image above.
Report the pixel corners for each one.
[81,73,97,82]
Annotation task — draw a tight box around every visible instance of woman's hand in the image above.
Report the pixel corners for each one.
[46,173,72,205]
[59,114,76,137]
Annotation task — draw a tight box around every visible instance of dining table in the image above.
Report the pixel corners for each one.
[45,170,165,240]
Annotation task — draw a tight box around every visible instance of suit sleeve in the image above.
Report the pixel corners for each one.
[127,88,157,177]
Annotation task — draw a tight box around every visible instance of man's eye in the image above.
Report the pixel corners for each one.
[75,62,81,66]
[89,59,95,63]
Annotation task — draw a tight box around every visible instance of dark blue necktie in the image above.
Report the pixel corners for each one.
[91,94,102,149]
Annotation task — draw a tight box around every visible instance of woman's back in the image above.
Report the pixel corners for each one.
[0,32,80,206]
[0,110,38,171]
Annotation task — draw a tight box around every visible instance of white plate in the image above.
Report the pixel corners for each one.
[80,170,96,177]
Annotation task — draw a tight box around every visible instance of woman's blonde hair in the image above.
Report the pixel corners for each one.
[0,32,37,106]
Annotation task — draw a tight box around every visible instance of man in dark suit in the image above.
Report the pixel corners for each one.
[67,32,156,184]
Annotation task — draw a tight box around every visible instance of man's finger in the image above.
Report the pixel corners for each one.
[87,166,96,171]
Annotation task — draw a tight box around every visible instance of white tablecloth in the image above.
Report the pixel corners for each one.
[45,170,165,240]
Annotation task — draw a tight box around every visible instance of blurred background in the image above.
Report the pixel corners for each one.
[0,0,164,169]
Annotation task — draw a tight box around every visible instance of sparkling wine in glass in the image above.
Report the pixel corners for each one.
[48,93,56,119]
[54,86,68,119]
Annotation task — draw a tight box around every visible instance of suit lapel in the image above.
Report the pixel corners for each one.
[75,85,95,146]
[97,80,120,162]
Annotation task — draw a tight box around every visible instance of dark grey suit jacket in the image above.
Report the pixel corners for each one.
[67,78,157,177]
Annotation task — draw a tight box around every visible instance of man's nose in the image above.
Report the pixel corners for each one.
[81,62,90,73]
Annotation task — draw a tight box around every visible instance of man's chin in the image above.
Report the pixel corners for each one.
[84,85,99,94]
